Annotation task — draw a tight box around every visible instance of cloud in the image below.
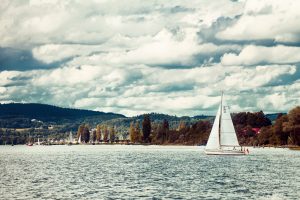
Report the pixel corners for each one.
[221,45,300,66]
[1,0,300,116]
[76,29,240,68]
[31,44,102,64]
[0,47,52,71]
[216,0,300,43]
[2,63,298,116]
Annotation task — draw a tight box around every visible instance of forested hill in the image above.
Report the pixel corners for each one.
[0,103,125,121]
[102,113,214,130]
[102,112,278,130]
[0,103,281,130]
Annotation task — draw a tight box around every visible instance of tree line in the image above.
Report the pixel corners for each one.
[128,106,300,146]
[1,106,300,146]
[255,106,300,146]
[129,115,211,145]
[76,124,124,143]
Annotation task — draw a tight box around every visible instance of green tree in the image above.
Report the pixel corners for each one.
[82,125,90,143]
[129,122,135,142]
[162,119,169,141]
[142,114,151,143]
[92,130,96,143]
[110,126,116,143]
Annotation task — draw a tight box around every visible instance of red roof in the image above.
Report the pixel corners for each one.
[242,127,261,135]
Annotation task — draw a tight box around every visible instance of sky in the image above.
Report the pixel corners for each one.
[1,0,300,117]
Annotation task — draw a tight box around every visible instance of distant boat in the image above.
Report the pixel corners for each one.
[205,92,246,155]
[78,134,81,144]
[27,133,33,146]
[68,132,73,145]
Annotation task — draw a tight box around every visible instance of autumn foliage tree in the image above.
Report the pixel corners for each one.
[96,124,102,142]
[257,106,300,146]
[232,111,271,128]
[284,106,300,145]
[103,125,109,142]
[77,124,85,140]
[110,126,116,143]
[129,121,141,143]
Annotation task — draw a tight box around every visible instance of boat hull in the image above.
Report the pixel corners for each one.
[205,149,246,155]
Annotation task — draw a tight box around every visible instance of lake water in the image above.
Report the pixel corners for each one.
[0,145,299,200]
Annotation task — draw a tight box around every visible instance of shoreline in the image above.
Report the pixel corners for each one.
[2,143,300,149]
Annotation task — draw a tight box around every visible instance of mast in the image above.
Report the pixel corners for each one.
[218,91,223,148]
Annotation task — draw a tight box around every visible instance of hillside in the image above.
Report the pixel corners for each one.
[0,103,280,129]
[102,113,213,130]
[0,103,126,128]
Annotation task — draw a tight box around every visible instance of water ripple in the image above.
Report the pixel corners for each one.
[0,145,300,199]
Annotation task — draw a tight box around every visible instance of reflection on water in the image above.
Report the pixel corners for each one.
[0,145,300,199]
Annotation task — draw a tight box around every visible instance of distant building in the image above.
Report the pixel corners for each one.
[48,125,54,130]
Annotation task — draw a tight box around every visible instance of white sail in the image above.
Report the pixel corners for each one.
[37,138,40,145]
[220,99,240,147]
[78,134,81,143]
[205,105,221,150]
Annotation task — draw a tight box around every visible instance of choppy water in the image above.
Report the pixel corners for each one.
[0,145,299,200]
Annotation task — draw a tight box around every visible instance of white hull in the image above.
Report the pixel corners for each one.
[205,149,246,155]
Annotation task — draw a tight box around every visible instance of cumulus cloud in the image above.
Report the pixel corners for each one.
[1,0,300,116]
[216,0,300,43]
[221,45,300,66]
[1,63,298,116]
[32,44,103,64]
[68,29,241,68]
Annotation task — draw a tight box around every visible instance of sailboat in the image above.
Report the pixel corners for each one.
[27,133,33,146]
[78,134,81,144]
[68,132,73,145]
[37,137,40,145]
[205,93,246,155]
